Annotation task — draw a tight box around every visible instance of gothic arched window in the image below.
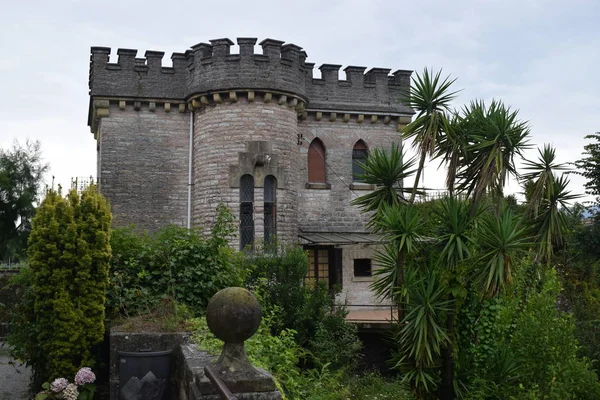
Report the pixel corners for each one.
[264,175,277,245]
[352,140,369,182]
[307,138,326,183]
[239,174,254,250]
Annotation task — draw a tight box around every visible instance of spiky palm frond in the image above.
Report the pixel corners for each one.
[369,204,424,304]
[402,68,459,203]
[435,112,471,194]
[350,143,417,213]
[391,267,450,395]
[476,208,532,297]
[434,196,478,270]
[456,100,531,209]
[533,174,581,262]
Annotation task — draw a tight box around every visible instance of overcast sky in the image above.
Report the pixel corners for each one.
[1,0,598,202]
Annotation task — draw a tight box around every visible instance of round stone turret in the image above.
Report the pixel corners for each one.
[187,38,308,102]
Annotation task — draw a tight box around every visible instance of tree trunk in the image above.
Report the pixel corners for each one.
[395,250,405,322]
[440,294,455,400]
[410,152,427,204]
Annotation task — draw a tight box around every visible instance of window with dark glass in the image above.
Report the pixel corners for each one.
[353,258,372,277]
[308,138,326,183]
[239,174,254,251]
[304,247,342,289]
[264,175,277,245]
[352,140,369,182]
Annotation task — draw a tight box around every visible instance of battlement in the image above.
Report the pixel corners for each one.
[88,37,414,122]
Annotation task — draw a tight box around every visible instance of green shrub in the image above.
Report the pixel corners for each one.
[8,186,111,388]
[508,269,600,399]
[190,312,412,400]
[107,204,242,318]
[245,244,361,368]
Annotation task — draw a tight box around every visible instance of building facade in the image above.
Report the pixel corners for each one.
[88,37,413,307]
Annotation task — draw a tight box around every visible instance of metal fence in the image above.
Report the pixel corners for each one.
[340,304,399,324]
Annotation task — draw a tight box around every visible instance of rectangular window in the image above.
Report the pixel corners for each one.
[304,247,342,289]
[353,258,372,277]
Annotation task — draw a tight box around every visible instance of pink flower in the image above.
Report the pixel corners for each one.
[50,377,69,392]
[74,367,96,385]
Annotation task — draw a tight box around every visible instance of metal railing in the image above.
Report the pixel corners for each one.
[340,304,399,323]
[204,366,238,400]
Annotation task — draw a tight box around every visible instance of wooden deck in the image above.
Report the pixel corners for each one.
[345,308,398,325]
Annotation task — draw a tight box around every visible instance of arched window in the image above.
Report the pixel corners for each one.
[308,138,326,183]
[352,140,369,182]
[240,174,254,250]
[264,175,277,245]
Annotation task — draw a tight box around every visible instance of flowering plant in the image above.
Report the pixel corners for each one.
[35,367,97,400]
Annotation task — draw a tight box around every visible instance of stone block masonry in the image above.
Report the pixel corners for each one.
[88,36,413,309]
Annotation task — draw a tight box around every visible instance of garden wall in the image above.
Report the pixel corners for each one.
[110,331,281,400]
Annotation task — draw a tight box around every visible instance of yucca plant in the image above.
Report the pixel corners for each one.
[521,144,569,218]
[350,142,417,214]
[370,203,425,320]
[456,100,531,213]
[476,207,532,297]
[533,174,580,264]
[402,68,459,203]
[392,265,450,398]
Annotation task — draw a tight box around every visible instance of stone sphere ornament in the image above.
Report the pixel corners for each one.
[206,287,263,373]
[206,287,262,344]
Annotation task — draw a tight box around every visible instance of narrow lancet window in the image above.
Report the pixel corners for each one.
[240,174,254,250]
[308,138,326,183]
[264,175,277,245]
[352,140,369,182]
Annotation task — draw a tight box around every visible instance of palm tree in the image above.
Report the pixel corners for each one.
[351,143,420,321]
[403,69,459,203]
[476,207,531,297]
[521,144,569,218]
[370,203,424,321]
[533,174,580,264]
[456,100,531,213]
[434,196,479,400]
[350,142,417,214]
[435,111,471,196]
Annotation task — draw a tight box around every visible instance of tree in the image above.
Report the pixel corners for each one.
[9,185,111,387]
[455,100,531,213]
[573,132,600,214]
[0,140,48,262]
[402,69,458,203]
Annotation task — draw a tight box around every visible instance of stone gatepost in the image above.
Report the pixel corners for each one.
[194,287,281,400]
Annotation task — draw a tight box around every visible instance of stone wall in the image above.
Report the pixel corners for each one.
[337,244,392,307]
[98,103,190,230]
[192,95,300,247]
[297,113,401,232]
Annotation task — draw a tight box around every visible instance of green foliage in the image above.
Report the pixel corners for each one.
[349,142,417,212]
[8,185,111,389]
[573,132,600,210]
[475,208,531,297]
[0,140,48,262]
[509,270,600,399]
[245,244,361,369]
[190,313,412,400]
[402,68,459,203]
[107,204,241,318]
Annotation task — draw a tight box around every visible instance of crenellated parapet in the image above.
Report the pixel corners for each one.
[305,64,413,115]
[187,38,308,101]
[88,37,414,132]
[89,47,189,99]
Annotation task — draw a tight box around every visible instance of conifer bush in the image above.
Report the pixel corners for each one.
[8,185,111,388]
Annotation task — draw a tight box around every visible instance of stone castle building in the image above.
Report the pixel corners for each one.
[88,37,413,307]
